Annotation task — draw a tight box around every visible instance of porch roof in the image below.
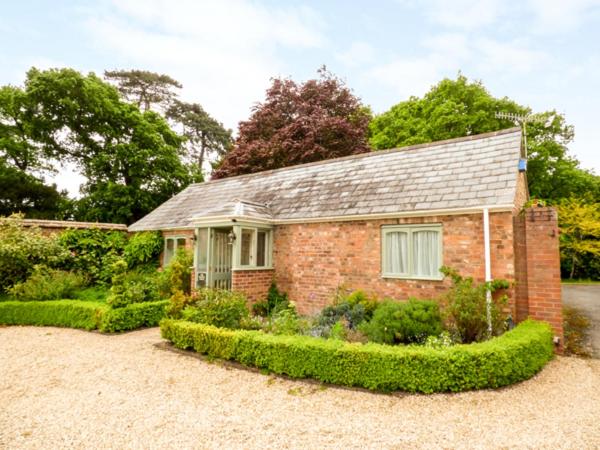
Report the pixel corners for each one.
[129,127,523,231]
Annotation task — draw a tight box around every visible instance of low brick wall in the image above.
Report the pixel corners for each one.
[21,219,127,235]
[232,269,274,303]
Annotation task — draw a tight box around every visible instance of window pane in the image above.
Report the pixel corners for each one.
[197,229,208,270]
[240,229,253,265]
[385,231,408,274]
[165,239,175,266]
[412,230,440,277]
[256,231,267,267]
[176,238,186,250]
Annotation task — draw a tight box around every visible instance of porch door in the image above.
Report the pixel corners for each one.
[210,229,232,289]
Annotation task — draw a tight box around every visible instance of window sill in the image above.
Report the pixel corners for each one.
[381,274,444,282]
[232,266,274,271]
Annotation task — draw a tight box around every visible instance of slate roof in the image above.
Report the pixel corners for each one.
[129,127,523,231]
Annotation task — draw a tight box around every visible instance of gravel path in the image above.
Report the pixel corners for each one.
[1,326,599,450]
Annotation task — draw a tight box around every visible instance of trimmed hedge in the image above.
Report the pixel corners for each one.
[160,319,554,393]
[0,300,106,330]
[99,300,169,332]
[0,299,168,332]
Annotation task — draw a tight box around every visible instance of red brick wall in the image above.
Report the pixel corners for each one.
[513,214,529,321]
[273,212,517,315]
[521,207,563,340]
[232,269,274,303]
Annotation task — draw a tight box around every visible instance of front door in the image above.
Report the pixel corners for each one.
[210,229,232,289]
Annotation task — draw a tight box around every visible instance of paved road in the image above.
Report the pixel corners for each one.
[562,284,600,358]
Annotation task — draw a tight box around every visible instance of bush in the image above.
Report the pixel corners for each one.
[160,319,555,393]
[58,228,127,285]
[0,300,106,330]
[0,298,168,332]
[123,231,163,269]
[563,306,592,357]
[182,289,249,329]
[262,303,308,335]
[0,214,69,293]
[158,248,193,298]
[359,299,443,344]
[9,266,86,301]
[99,300,168,332]
[440,266,509,343]
[252,282,289,317]
[106,260,160,308]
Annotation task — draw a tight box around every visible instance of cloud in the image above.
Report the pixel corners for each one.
[423,0,504,30]
[528,0,600,33]
[84,0,326,130]
[335,42,376,67]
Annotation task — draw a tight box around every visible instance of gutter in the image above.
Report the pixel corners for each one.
[482,208,493,335]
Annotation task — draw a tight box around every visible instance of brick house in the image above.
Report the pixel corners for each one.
[129,127,562,337]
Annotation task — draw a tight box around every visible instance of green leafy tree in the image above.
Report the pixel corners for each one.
[167,100,232,173]
[557,197,600,280]
[369,75,600,202]
[22,67,192,223]
[0,160,73,219]
[104,69,182,111]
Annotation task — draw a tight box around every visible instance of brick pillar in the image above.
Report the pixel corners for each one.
[523,207,563,341]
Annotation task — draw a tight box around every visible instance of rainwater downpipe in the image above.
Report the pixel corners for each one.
[483,208,493,335]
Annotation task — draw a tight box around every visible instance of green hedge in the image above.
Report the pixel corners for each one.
[0,300,106,330]
[0,299,168,332]
[160,319,554,393]
[99,300,169,332]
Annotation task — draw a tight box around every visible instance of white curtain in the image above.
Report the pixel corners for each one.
[412,230,440,277]
[385,232,408,274]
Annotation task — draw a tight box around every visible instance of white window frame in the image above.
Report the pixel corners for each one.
[233,225,273,270]
[163,235,187,267]
[381,224,443,280]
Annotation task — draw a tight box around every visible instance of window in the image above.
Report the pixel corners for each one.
[237,227,271,268]
[382,225,442,279]
[163,236,187,267]
[240,229,254,265]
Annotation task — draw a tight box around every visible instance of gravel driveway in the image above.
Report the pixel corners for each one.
[1,327,599,450]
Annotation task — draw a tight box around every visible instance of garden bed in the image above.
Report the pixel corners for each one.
[0,299,168,332]
[160,319,555,393]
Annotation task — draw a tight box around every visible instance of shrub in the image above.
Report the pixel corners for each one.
[99,300,168,332]
[262,303,308,335]
[58,228,127,285]
[0,298,167,332]
[9,266,86,301]
[563,306,592,357]
[106,260,160,308]
[72,285,110,302]
[359,299,443,344]
[160,319,555,393]
[182,289,249,329]
[440,266,509,343]
[0,214,69,293]
[252,282,289,317]
[158,248,193,297]
[0,300,106,330]
[123,231,163,269]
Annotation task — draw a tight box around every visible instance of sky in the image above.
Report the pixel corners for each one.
[1,0,600,195]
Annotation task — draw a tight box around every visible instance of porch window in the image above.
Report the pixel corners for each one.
[382,225,442,280]
[163,236,187,267]
[238,227,271,268]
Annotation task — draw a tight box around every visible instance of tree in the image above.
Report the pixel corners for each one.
[557,197,600,280]
[0,160,72,219]
[0,85,47,172]
[369,75,600,202]
[166,100,232,173]
[212,67,371,179]
[104,69,182,111]
[21,67,193,224]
